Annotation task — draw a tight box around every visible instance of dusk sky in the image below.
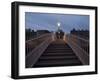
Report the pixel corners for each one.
[25,12,89,33]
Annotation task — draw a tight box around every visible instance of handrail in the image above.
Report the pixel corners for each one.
[70,34,89,42]
[26,33,53,55]
[26,37,53,68]
[26,33,52,43]
[67,34,89,54]
[66,34,89,65]
[26,32,56,68]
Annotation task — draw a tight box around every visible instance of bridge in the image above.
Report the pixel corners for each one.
[25,32,89,68]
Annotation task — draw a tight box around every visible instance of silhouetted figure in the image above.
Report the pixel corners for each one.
[56,30,64,39]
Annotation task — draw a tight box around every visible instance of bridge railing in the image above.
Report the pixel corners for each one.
[26,33,56,68]
[26,33,53,55]
[65,34,89,65]
[67,34,89,54]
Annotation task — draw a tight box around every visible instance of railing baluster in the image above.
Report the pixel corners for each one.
[25,33,55,55]
[67,34,89,54]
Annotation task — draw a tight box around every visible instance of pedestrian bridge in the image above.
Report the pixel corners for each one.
[26,33,89,68]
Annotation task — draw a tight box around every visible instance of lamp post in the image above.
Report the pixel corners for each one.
[57,22,61,39]
[57,22,61,31]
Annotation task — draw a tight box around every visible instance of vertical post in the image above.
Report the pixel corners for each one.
[63,33,67,43]
[52,32,56,41]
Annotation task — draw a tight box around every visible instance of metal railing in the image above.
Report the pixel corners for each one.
[65,34,89,65]
[26,33,54,56]
[67,34,89,54]
[25,33,56,68]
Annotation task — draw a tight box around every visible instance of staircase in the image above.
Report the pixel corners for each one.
[33,39,82,67]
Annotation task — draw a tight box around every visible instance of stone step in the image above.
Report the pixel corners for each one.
[34,59,82,67]
[42,53,75,56]
[39,55,77,60]
[33,39,82,68]
[44,50,74,53]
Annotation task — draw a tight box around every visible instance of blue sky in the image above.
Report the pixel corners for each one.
[25,12,89,33]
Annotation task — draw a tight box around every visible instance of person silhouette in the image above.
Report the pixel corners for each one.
[56,22,64,39]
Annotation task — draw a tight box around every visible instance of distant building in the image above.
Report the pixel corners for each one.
[25,29,51,40]
[36,30,50,36]
[70,29,89,39]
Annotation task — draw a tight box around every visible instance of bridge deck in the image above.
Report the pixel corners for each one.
[33,39,82,67]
